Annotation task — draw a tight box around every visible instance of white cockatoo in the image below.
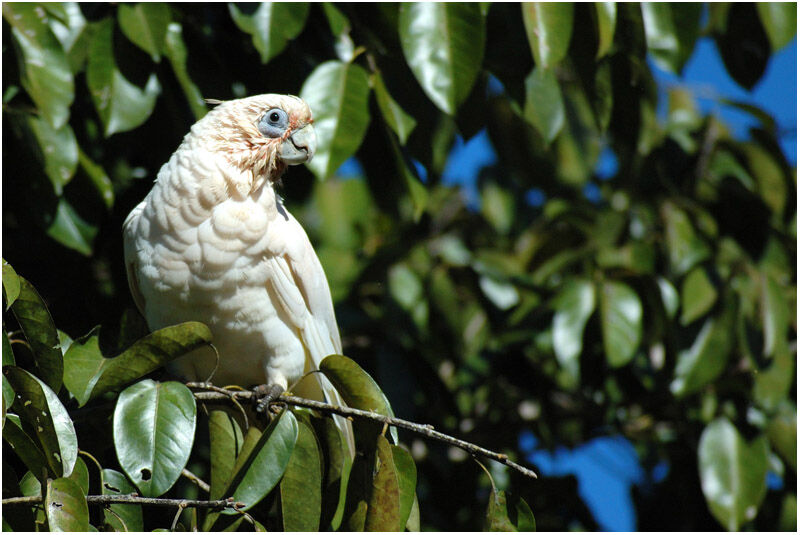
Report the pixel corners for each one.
[123,94,353,455]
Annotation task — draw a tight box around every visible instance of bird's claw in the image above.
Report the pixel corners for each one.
[253,383,285,414]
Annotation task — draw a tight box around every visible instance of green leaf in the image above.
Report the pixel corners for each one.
[756,3,797,52]
[484,488,515,531]
[229,2,310,64]
[45,477,89,532]
[600,280,643,367]
[753,343,794,412]
[521,2,574,69]
[101,468,144,532]
[87,18,161,137]
[67,457,89,495]
[391,444,417,530]
[47,2,89,74]
[63,322,213,406]
[680,267,718,325]
[310,413,350,531]
[300,61,371,179]
[760,274,789,358]
[10,276,63,391]
[523,66,565,144]
[657,277,680,320]
[663,202,711,276]
[3,331,15,414]
[117,3,170,62]
[280,415,323,531]
[671,304,735,397]
[208,410,244,500]
[766,402,797,472]
[5,367,78,479]
[113,380,197,497]
[77,145,114,210]
[2,258,21,309]
[322,3,355,62]
[742,143,787,221]
[372,72,417,145]
[164,22,206,120]
[319,354,398,444]
[399,3,486,114]
[698,418,769,531]
[594,3,617,58]
[46,198,98,256]
[27,115,78,195]
[364,435,402,531]
[552,279,596,388]
[220,408,298,513]
[2,3,74,128]
[3,413,49,482]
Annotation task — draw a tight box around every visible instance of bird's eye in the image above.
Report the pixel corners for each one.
[258,108,289,138]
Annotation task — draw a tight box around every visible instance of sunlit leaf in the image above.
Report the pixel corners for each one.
[47,2,89,74]
[300,61,371,179]
[229,3,310,64]
[113,380,197,497]
[2,259,21,309]
[164,22,206,120]
[117,3,170,62]
[698,418,769,530]
[760,274,789,358]
[87,18,161,136]
[45,477,89,532]
[662,202,711,276]
[372,71,417,145]
[399,3,486,114]
[68,457,89,495]
[600,280,642,367]
[2,3,74,128]
[680,267,718,325]
[5,367,78,478]
[10,278,62,392]
[766,402,797,472]
[521,2,574,69]
[595,3,617,58]
[63,322,212,406]
[552,279,595,387]
[756,3,797,52]
[27,115,78,195]
[46,199,98,257]
[524,66,565,144]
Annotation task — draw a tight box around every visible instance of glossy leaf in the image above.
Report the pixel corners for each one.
[208,409,244,500]
[5,366,77,478]
[760,274,789,358]
[101,468,144,532]
[68,457,89,495]
[87,18,161,136]
[63,321,213,406]
[600,280,643,367]
[766,402,797,472]
[229,3,310,64]
[680,267,718,325]
[3,413,49,482]
[524,66,565,144]
[595,3,617,58]
[663,202,711,276]
[47,2,89,74]
[280,416,323,531]
[117,3,170,62]
[2,3,74,128]
[27,115,78,195]
[364,435,402,530]
[742,142,787,221]
[46,198,98,256]
[2,258,20,309]
[372,72,417,145]
[399,3,486,114]
[164,22,206,120]
[756,3,797,52]
[221,408,298,513]
[113,380,197,497]
[522,2,574,69]
[10,276,63,391]
[300,61,371,179]
[698,418,769,530]
[671,304,734,397]
[45,477,89,532]
[552,279,595,387]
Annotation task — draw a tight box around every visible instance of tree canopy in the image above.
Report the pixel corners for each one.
[2,2,797,531]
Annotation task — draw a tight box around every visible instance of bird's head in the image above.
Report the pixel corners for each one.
[200,94,316,185]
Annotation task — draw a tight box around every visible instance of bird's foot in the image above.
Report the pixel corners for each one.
[253,383,285,415]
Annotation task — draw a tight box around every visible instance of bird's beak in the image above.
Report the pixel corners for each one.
[279,124,316,165]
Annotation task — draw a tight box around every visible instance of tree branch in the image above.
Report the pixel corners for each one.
[2,494,244,510]
[187,383,538,480]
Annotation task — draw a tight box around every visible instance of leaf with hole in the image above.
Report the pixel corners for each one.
[45,477,89,532]
[101,468,144,532]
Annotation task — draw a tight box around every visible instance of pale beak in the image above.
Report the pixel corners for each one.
[279,124,316,165]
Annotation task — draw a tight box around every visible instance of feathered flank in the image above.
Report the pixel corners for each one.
[123,94,354,457]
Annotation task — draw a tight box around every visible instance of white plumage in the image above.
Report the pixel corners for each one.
[123,94,353,455]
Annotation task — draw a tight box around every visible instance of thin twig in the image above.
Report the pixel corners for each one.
[189,387,538,479]
[181,468,210,493]
[2,494,243,510]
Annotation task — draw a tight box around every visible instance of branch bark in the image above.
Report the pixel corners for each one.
[187,382,538,480]
[2,493,243,510]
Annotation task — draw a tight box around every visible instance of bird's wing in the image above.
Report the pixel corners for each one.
[265,213,354,457]
[122,201,148,317]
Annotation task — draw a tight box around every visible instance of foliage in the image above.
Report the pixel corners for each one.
[3,2,796,531]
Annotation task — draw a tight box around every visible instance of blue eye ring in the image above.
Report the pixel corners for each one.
[258,108,289,138]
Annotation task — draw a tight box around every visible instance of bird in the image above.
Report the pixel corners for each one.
[122,94,354,456]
